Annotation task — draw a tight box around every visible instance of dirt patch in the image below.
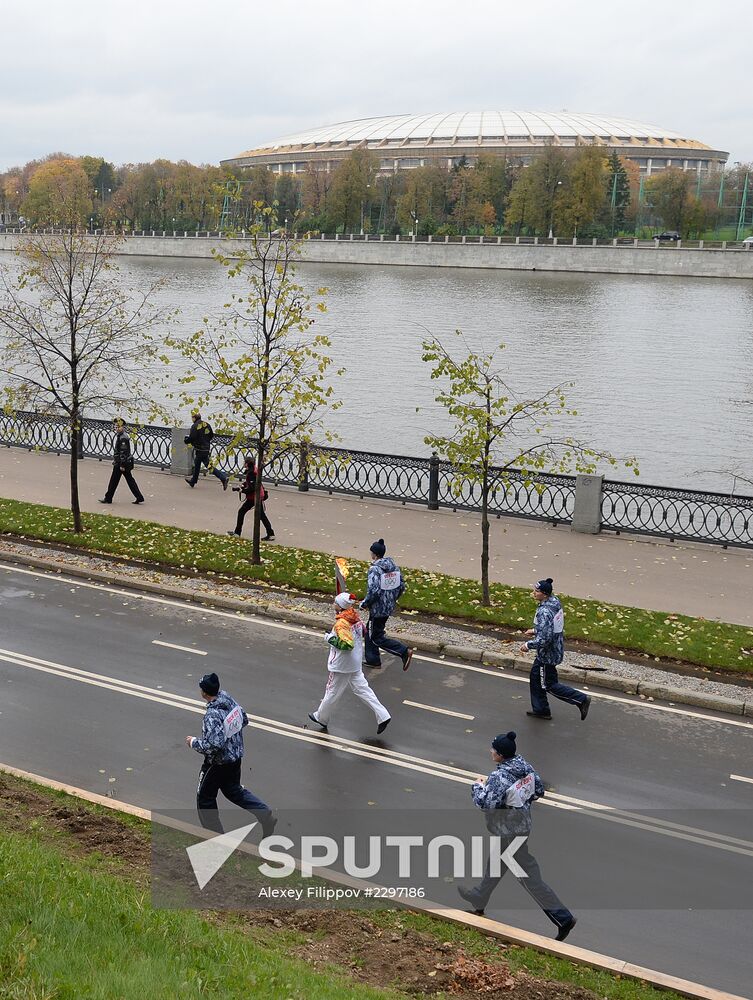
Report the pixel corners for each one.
[246,910,594,999]
[0,774,598,1000]
[0,774,150,879]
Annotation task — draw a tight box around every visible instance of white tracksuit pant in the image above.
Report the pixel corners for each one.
[316,669,391,725]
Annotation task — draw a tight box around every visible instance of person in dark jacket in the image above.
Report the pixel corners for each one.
[99,418,144,505]
[520,578,591,721]
[185,672,275,836]
[184,410,229,490]
[458,731,577,941]
[360,538,413,671]
[227,455,274,541]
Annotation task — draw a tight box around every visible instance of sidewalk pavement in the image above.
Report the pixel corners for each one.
[1,448,750,626]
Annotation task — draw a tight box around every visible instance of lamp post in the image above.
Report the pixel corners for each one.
[548,180,563,239]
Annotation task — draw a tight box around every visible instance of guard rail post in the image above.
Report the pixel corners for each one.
[170,427,193,476]
[298,441,310,492]
[571,474,603,534]
[428,452,440,510]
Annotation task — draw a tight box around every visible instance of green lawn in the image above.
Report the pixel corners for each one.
[1,496,752,674]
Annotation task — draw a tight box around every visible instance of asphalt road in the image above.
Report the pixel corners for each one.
[0,561,751,996]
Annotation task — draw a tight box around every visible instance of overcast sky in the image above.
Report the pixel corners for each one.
[1,0,751,171]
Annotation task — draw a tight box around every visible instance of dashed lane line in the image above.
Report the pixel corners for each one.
[403,700,475,720]
[152,640,207,655]
[2,561,752,730]
[729,774,753,785]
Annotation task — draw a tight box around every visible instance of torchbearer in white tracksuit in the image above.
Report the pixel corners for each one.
[308,593,392,735]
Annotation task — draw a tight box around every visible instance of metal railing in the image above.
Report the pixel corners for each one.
[601,480,753,548]
[2,227,752,251]
[0,410,171,468]
[1,410,751,548]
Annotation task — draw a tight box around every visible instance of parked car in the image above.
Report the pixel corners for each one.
[653,231,681,241]
[742,236,753,247]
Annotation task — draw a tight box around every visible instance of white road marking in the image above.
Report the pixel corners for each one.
[730,774,753,785]
[403,699,475,720]
[1,561,752,730]
[152,640,207,656]
[1,645,752,857]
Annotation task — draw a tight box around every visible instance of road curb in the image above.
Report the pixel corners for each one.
[0,547,750,719]
[0,762,745,1000]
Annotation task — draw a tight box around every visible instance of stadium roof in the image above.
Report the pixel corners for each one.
[244,111,711,154]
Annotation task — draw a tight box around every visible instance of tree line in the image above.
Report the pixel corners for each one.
[1,149,751,238]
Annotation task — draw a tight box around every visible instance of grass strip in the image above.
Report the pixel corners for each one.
[0,771,687,1000]
[0,830,405,1000]
[1,496,752,674]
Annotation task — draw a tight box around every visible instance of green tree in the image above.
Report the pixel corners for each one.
[165,206,341,563]
[603,151,631,234]
[0,233,166,531]
[504,166,534,234]
[329,149,377,233]
[645,168,691,233]
[421,332,636,605]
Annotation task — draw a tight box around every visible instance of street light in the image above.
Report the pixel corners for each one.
[548,180,563,239]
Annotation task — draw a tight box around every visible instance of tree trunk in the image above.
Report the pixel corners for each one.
[70,409,83,533]
[250,440,264,565]
[481,470,490,606]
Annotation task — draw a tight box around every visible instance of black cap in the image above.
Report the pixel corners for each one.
[491,731,517,758]
[370,538,386,558]
[199,672,220,696]
[535,578,554,595]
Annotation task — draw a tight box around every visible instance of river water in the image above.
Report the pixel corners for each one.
[3,252,753,491]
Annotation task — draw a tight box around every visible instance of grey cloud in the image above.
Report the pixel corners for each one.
[1,0,751,169]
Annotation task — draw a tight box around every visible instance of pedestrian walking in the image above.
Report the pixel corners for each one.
[308,592,392,735]
[186,672,275,836]
[360,538,413,671]
[99,417,144,505]
[458,731,577,941]
[184,410,229,490]
[227,455,275,541]
[520,578,590,721]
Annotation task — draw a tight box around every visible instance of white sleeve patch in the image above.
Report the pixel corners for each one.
[380,570,402,591]
[553,609,564,633]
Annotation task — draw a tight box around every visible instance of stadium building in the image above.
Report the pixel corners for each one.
[221,111,728,179]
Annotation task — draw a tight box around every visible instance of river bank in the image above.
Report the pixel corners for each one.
[2,231,753,278]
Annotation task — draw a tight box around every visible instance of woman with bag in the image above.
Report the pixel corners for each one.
[227,455,275,540]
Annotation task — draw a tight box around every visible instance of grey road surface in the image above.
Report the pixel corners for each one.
[0,562,751,996]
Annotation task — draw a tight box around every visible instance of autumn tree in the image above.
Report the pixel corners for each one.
[165,206,341,563]
[555,147,608,238]
[396,166,448,232]
[0,232,166,531]
[22,158,93,227]
[422,332,636,605]
[645,168,691,233]
[329,149,377,233]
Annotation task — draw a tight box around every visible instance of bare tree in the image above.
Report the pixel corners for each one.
[0,231,167,532]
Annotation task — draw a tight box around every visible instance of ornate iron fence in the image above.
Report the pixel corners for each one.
[2,409,752,548]
[601,480,753,548]
[0,411,171,468]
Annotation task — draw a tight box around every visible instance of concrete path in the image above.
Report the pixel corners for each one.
[0,564,751,995]
[1,448,751,625]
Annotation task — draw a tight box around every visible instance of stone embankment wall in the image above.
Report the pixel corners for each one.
[1,233,752,279]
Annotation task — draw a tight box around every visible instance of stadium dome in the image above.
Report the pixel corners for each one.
[221,111,727,177]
